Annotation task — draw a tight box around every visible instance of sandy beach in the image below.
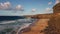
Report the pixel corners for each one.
[21,19,49,34]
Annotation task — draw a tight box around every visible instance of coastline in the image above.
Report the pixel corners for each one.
[21,19,49,34]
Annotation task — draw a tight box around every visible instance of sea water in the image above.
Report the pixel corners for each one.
[0,18,37,34]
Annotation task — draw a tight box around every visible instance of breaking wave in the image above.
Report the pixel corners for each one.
[0,18,37,34]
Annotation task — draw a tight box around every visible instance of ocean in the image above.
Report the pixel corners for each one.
[0,16,37,34]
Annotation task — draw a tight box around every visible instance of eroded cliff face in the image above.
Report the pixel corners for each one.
[26,14,53,19]
[53,3,60,13]
[44,14,60,34]
[44,3,60,34]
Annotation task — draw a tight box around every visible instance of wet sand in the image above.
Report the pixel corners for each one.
[21,19,49,34]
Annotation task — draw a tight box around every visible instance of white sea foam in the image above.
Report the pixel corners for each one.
[0,19,35,24]
[0,20,16,24]
[0,19,37,34]
[16,23,32,34]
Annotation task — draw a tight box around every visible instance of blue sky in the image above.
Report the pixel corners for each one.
[0,0,59,16]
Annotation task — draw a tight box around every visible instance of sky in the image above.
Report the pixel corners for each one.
[0,0,60,16]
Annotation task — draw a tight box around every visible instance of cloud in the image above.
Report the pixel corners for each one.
[48,2,52,5]
[45,7,52,12]
[55,0,60,4]
[0,2,11,10]
[32,8,36,12]
[15,5,24,11]
[0,2,24,11]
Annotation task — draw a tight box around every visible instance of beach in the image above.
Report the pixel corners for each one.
[18,19,49,34]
